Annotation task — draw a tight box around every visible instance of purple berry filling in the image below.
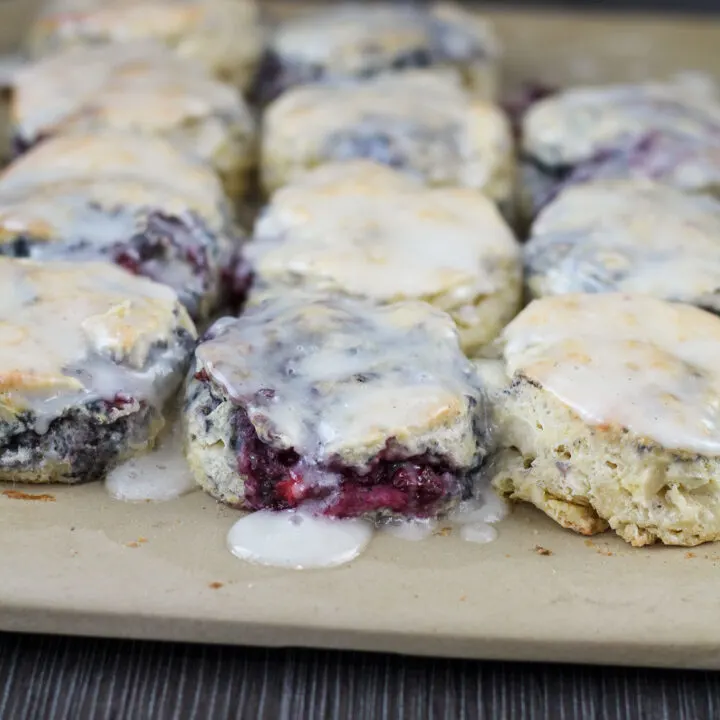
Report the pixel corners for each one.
[194,372,464,519]
[235,406,461,518]
[527,130,711,214]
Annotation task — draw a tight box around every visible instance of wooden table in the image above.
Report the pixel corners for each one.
[1,632,718,719]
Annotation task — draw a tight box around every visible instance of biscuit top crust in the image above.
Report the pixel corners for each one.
[263,70,511,192]
[27,0,263,82]
[195,293,486,468]
[0,258,195,425]
[0,132,229,231]
[526,179,720,306]
[272,2,497,73]
[12,42,253,146]
[250,160,519,303]
[522,79,720,168]
[501,293,720,454]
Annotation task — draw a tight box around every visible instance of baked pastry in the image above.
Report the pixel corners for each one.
[521,79,720,219]
[0,133,244,321]
[11,42,257,201]
[490,293,720,547]
[254,1,498,104]
[27,0,263,91]
[0,257,196,484]
[184,293,490,519]
[248,161,521,355]
[525,179,720,311]
[261,70,514,209]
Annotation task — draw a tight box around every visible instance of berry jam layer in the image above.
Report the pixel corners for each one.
[525,131,709,214]
[0,396,157,483]
[0,209,219,321]
[233,405,464,519]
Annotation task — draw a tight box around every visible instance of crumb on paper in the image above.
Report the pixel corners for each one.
[433,526,452,537]
[125,541,140,548]
[138,537,148,544]
[505,554,511,558]
[584,539,596,548]
[459,594,467,602]
[2,489,56,502]
[534,545,553,556]
[686,552,697,559]
[209,582,224,589]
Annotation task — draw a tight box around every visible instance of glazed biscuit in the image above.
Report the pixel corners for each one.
[254,1,498,104]
[11,43,257,201]
[261,70,514,209]
[0,257,196,484]
[249,161,521,355]
[27,0,263,91]
[490,293,720,547]
[184,293,490,520]
[0,133,244,320]
[525,180,720,312]
[520,79,720,219]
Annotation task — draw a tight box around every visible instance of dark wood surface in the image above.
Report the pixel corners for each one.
[1,633,719,720]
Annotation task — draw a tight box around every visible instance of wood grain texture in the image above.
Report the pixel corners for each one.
[1,633,719,720]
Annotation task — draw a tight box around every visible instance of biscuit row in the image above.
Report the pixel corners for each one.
[3,1,720,548]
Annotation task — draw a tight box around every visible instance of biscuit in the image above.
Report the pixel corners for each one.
[0,257,196,484]
[184,293,490,520]
[11,42,257,201]
[261,70,514,209]
[249,161,521,354]
[521,79,720,219]
[254,1,498,104]
[490,293,720,546]
[27,0,263,91]
[525,180,720,311]
[0,133,244,320]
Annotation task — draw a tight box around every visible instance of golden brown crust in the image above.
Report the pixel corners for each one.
[27,0,263,90]
[0,257,195,416]
[261,70,513,204]
[12,43,257,199]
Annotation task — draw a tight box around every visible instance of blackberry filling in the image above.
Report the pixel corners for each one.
[0,394,154,481]
[0,208,219,320]
[564,132,689,186]
[321,119,460,174]
[525,131,695,214]
[230,404,463,519]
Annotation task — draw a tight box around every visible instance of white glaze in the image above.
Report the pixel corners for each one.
[251,160,519,304]
[13,42,254,160]
[273,3,496,72]
[523,79,720,167]
[449,490,508,527]
[262,70,512,201]
[502,293,720,454]
[105,419,197,502]
[460,522,497,544]
[227,510,373,569]
[29,0,263,89]
[0,257,194,430]
[0,132,228,229]
[527,180,720,305]
[195,294,487,469]
[379,518,437,541]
